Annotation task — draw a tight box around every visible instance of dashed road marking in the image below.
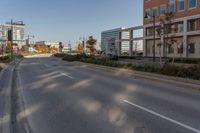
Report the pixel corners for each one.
[123,100,200,133]
[61,73,74,79]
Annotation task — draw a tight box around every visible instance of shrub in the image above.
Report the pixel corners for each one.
[168,58,200,64]
[160,65,179,76]
[119,56,142,60]
[14,54,24,58]
[54,53,66,58]
[0,56,14,63]
[0,56,10,61]
[62,55,77,62]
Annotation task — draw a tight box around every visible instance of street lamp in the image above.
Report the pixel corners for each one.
[144,13,156,62]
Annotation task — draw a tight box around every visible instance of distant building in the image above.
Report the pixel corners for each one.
[62,46,70,53]
[144,0,200,58]
[101,26,143,56]
[0,22,25,49]
[35,41,61,49]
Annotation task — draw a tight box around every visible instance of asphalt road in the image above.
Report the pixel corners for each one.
[15,55,200,133]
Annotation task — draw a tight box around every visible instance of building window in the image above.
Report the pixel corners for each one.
[178,22,184,32]
[160,5,166,16]
[189,0,197,9]
[169,0,175,13]
[153,7,158,17]
[146,27,155,36]
[188,43,195,53]
[168,44,174,54]
[178,0,185,11]
[188,19,196,31]
[145,9,151,19]
[177,43,183,54]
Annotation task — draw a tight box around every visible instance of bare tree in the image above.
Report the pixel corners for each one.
[156,12,177,65]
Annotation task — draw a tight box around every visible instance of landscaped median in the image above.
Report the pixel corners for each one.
[54,53,200,81]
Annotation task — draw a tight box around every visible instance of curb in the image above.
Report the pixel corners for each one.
[74,61,200,90]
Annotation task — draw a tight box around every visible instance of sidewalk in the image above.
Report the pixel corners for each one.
[74,61,200,90]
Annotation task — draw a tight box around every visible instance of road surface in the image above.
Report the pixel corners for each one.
[14,55,200,133]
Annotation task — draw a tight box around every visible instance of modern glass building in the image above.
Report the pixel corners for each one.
[101,28,122,55]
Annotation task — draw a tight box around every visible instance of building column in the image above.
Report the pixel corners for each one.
[130,41,133,56]
[161,35,164,57]
[117,41,121,56]
[183,19,188,58]
[143,27,147,57]
[129,30,133,56]
[117,32,122,56]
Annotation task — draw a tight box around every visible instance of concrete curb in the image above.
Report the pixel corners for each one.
[74,61,200,90]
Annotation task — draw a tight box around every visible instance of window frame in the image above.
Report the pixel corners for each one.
[145,8,151,19]
[188,0,197,10]
[169,0,176,13]
[160,4,166,16]
[178,0,185,12]
[153,7,158,17]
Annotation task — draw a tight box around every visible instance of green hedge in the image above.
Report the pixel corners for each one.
[62,55,78,62]
[54,53,66,58]
[119,56,142,60]
[160,64,200,79]
[168,58,200,64]
[61,54,200,80]
[0,56,10,61]
[0,56,13,63]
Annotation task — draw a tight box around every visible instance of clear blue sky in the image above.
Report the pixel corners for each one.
[0,0,143,46]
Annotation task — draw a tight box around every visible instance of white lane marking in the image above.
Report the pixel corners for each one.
[44,64,51,68]
[61,73,74,79]
[24,123,30,133]
[123,100,200,133]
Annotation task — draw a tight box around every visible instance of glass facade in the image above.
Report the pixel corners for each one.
[101,29,121,54]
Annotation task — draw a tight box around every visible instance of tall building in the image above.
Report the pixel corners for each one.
[101,28,122,55]
[0,22,25,49]
[144,0,200,58]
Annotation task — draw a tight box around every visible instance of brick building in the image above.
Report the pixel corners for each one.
[144,0,200,58]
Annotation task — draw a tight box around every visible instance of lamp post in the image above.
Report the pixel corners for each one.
[144,14,156,62]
